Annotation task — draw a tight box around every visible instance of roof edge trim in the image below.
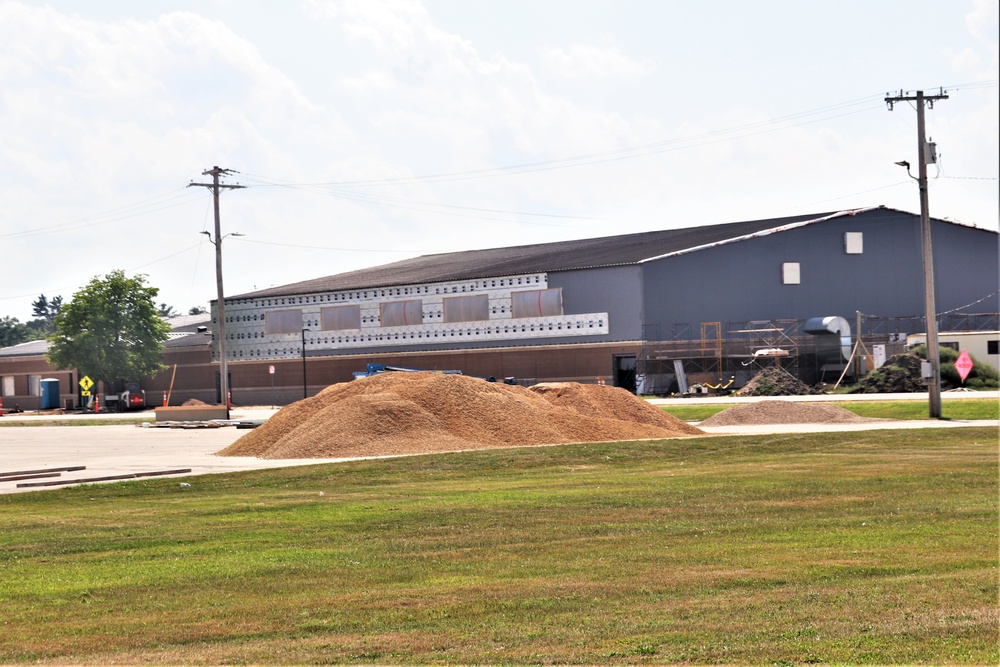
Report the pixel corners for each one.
[637,207,882,263]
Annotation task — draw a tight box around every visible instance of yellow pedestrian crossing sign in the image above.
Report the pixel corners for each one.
[79,376,94,396]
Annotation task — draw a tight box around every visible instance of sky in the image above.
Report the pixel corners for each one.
[1,0,997,323]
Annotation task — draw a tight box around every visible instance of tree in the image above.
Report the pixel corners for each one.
[32,294,62,322]
[158,303,180,318]
[0,316,30,348]
[29,293,63,337]
[188,305,208,316]
[47,271,172,391]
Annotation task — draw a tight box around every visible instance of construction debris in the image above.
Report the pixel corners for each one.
[16,469,193,488]
[734,366,819,396]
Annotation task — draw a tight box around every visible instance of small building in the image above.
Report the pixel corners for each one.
[906,331,1000,372]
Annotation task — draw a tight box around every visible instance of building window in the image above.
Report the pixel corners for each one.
[512,288,563,318]
[28,375,41,396]
[444,294,489,323]
[988,340,998,355]
[321,305,361,331]
[782,262,801,285]
[1,376,13,397]
[265,309,304,335]
[380,300,423,327]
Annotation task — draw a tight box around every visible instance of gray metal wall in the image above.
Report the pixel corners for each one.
[548,264,644,341]
[639,209,998,335]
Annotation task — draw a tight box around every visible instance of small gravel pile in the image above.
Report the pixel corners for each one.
[699,400,885,426]
[219,372,703,459]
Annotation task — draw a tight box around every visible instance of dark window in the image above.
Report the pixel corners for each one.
[988,340,999,355]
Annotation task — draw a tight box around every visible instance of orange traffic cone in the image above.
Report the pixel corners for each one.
[0,396,4,417]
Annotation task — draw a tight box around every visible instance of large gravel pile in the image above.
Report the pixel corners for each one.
[220,372,704,459]
[699,400,886,426]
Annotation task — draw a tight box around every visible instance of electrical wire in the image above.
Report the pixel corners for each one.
[243,95,890,189]
[0,189,205,240]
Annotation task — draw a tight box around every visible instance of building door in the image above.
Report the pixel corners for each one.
[613,354,637,394]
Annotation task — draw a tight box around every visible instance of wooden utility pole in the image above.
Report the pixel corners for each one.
[885,89,948,419]
[188,167,245,419]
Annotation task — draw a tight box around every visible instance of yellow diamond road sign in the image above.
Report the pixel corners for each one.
[79,376,94,391]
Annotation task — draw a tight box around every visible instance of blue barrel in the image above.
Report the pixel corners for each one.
[40,378,60,409]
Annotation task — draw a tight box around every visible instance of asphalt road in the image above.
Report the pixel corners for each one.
[1,393,996,495]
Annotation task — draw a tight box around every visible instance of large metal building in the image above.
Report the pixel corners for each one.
[2,205,996,409]
[211,206,998,401]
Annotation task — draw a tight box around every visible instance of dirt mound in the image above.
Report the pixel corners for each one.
[735,366,819,396]
[850,352,926,393]
[181,398,209,406]
[700,400,885,426]
[219,373,703,459]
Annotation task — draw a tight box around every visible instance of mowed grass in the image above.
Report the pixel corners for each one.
[0,428,996,665]
[659,397,999,422]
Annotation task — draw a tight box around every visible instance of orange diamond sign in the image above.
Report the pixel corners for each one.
[955,349,974,383]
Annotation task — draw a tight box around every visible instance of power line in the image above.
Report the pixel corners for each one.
[0,189,203,240]
[246,96,890,189]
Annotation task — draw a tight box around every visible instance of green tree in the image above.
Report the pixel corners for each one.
[0,316,30,348]
[47,271,171,390]
[26,293,63,338]
[188,305,208,316]
[32,294,62,322]
[158,303,179,318]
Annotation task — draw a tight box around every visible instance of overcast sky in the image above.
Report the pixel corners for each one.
[1,0,997,323]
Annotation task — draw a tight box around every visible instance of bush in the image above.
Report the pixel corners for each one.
[913,344,1000,390]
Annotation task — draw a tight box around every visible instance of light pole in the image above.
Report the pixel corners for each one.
[301,328,311,400]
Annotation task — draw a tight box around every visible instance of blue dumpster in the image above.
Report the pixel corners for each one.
[40,378,60,409]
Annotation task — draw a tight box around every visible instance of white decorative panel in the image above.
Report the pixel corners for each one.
[215,272,610,361]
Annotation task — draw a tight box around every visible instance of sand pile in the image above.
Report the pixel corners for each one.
[219,372,703,459]
[699,400,885,426]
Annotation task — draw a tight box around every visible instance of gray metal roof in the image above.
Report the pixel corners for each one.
[235,209,847,299]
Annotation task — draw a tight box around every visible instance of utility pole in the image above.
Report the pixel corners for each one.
[188,167,245,419]
[885,89,948,419]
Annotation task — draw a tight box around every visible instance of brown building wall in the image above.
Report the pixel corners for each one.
[1,341,642,411]
[0,355,78,411]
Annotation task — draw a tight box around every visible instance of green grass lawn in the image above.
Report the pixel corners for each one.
[659,398,999,422]
[1,427,996,665]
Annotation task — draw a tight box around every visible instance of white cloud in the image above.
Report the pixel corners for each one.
[0,0,996,324]
[541,43,653,80]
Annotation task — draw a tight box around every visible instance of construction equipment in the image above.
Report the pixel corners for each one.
[114,381,147,411]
